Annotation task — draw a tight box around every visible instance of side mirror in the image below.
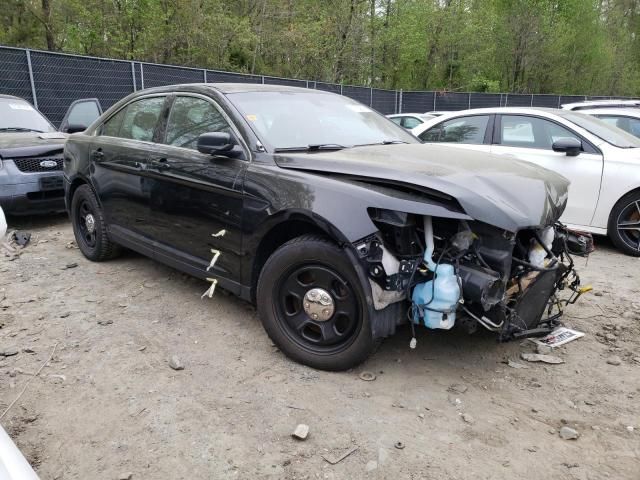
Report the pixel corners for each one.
[197,132,235,155]
[64,123,88,134]
[552,137,582,157]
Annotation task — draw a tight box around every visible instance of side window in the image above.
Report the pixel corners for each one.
[118,97,165,142]
[402,117,423,129]
[165,96,231,150]
[101,108,126,137]
[597,115,640,138]
[390,117,402,126]
[499,115,581,150]
[419,115,489,144]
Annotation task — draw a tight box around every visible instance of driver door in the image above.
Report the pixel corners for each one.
[141,94,248,291]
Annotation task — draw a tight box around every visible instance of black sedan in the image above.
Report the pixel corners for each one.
[63,83,588,370]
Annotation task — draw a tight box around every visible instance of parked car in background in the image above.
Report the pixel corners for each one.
[386,113,435,129]
[412,107,640,255]
[0,95,101,215]
[561,99,640,111]
[64,83,586,370]
[578,108,640,138]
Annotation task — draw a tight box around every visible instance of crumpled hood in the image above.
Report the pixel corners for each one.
[274,144,569,232]
[0,132,66,158]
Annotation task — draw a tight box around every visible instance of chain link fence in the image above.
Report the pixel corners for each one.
[0,45,633,127]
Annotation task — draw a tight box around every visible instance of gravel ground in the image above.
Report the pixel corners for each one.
[1,214,639,480]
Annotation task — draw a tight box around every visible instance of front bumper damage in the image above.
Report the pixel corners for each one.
[354,210,592,341]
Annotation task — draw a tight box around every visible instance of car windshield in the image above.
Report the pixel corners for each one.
[228,91,417,150]
[561,111,640,148]
[0,98,56,133]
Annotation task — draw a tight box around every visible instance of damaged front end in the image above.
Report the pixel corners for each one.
[355,209,593,341]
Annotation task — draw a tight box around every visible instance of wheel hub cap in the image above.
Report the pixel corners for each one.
[85,213,96,234]
[303,287,335,321]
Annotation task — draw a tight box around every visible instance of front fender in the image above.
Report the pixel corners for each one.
[244,162,472,244]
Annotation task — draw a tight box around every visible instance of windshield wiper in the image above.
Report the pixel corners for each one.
[274,143,346,153]
[0,127,45,133]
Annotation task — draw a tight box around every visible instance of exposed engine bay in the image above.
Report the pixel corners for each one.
[356,209,594,341]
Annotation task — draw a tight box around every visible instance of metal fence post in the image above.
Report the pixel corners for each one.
[530,94,534,106]
[203,69,207,83]
[261,75,265,84]
[433,92,437,111]
[468,93,472,109]
[140,63,145,89]
[399,89,403,113]
[25,50,38,108]
[131,61,137,91]
[369,87,373,107]
[340,84,343,96]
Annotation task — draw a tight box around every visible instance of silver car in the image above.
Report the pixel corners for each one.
[0,95,101,215]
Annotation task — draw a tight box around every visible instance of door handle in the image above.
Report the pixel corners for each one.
[90,148,104,161]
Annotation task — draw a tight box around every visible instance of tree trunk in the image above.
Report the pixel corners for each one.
[41,0,55,50]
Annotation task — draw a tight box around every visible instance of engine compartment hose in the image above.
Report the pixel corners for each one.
[422,216,437,271]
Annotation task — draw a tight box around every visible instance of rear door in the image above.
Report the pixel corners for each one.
[140,94,248,290]
[490,114,603,227]
[90,95,169,245]
[417,114,493,152]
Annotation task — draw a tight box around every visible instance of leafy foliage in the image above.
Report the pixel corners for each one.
[1,0,639,95]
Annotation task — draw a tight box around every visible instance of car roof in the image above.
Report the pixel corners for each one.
[387,113,432,118]
[425,107,564,117]
[561,99,640,110]
[0,94,23,100]
[131,82,326,96]
[578,108,640,117]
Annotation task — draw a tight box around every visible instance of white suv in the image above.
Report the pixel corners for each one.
[412,107,640,255]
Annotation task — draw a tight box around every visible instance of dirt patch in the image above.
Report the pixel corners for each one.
[1,214,639,479]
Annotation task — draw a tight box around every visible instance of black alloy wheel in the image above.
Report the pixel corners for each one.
[609,191,640,256]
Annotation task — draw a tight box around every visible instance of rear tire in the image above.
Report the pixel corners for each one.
[608,191,640,256]
[71,184,121,261]
[257,235,377,371]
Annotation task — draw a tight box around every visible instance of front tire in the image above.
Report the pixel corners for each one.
[608,191,640,256]
[71,184,121,261]
[257,235,377,371]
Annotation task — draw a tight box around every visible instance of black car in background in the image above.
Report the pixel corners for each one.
[63,83,587,370]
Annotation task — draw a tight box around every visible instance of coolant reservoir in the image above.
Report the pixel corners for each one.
[411,264,460,330]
